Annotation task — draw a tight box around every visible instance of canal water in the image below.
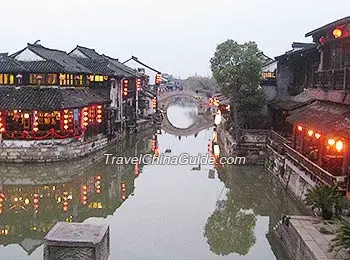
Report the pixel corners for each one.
[0,101,306,260]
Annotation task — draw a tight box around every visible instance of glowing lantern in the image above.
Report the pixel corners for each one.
[213,132,218,143]
[33,110,39,132]
[315,133,321,140]
[0,112,4,133]
[336,140,344,152]
[152,97,157,109]
[328,138,335,146]
[123,79,129,97]
[95,176,101,194]
[81,185,88,205]
[121,182,126,200]
[96,105,103,123]
[333,28,342,39]
[136,78,142,91]
[33,193,39,209]
[63,110,70,131]
[214,113,222,125]
[134,161,139,176]
[24,113,30,119]
[155,73,162,85]
[208,139,212,153]
[81,107,89,128]
[213,144,220,158]
[297,125,303,131]
[308,130,314,137]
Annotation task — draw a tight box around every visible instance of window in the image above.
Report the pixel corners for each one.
[5,110,31,131]
[0,73,14,85]
[37,111,61,131]
[29,74,45,85]
[47,74,57,85]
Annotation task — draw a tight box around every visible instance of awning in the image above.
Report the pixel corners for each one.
[287,101,350,137]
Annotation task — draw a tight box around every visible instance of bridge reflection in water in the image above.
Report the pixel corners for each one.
[0,103,307,260]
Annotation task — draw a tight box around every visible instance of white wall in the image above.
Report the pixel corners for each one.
[124,59,157,85]
[14,48,45,61]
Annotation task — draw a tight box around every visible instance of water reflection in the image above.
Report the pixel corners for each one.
[0,135,153,256]
[166,97,198,129]
[0,114,309,260]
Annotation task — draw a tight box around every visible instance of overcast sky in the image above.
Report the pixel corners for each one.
[1,1,349,78]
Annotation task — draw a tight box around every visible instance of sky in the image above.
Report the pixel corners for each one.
[0,0,349,79]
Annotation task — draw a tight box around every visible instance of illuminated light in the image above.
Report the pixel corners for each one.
[315,133,321,139]
[14,197,18,202]
[84,117,88,121]
[333,28,343,39]
[328,138,335,146]
[96,189,101,194]
[14,110,17,113]
[308,130,314,137]
[64,125,69,130]
[297,126,303,131]
[33,198,39,204]
[0,123,2,128]
[213,132,218,142]
[97,119,102,123]
[63,206,68,212]
[214,113,222,125]
[53,186,56,191]
[33,127,39,132]
[97,105,102,109]
[213,144,220,158]
[64,114,69,119]
[68,195,73,200]
[83,112,88,116]
[122,195,126,200]
[336,140,344,152]
[0,128,4,133]
[24,113,30,119]
[24,198,30,205]
[97,109,102,114]
[64,120,69,124]
[34,122,38,126]
[57,197,62,203]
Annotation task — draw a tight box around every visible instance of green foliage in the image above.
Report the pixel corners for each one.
[210,40,266,129]
[304,186,339,212]
[182,76,218,93]
[332,219,350,250]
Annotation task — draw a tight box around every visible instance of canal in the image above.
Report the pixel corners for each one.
[0,100,307,260]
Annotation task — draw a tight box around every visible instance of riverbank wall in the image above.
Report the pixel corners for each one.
[272,216,349,260]
[0,119,155,163]
[218,125,267,165]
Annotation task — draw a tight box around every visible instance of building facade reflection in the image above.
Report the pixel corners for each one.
[0,133,153,255]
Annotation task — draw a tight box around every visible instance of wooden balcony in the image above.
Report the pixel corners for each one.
[313,67,350,90]
[267,131,345,189]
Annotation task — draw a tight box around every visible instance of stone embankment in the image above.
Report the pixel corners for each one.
[273,216,350,260]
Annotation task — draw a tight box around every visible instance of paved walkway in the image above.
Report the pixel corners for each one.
[289,216,349,260]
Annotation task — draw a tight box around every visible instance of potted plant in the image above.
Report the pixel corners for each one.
[304,186,339,220]
[331,218,350,252]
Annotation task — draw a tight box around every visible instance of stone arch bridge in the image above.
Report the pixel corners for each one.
[158,90,214,136]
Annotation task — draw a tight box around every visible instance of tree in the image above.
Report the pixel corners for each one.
[210,40,266,135]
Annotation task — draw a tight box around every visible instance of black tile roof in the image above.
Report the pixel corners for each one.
[74,46,104,60]
[0,86,109,110]
[18,60,64,73]
[0,55,28,73]
[73,57,115,75]
[21,44,92,74]
[305,16,350,37]
[102,55,138,77]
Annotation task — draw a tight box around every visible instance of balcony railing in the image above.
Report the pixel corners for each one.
[313,67,350,90]
[267,131,344,189]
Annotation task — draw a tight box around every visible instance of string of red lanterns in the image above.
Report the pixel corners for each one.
[297,125,344,152]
